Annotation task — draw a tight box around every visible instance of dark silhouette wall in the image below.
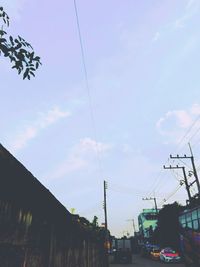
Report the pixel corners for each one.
[0,145,106,267]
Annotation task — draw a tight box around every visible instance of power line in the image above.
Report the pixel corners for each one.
[175,114,200,152]
[184,125,200,146]
[158,184,183,206]
[73,0,103,180]
[109,181,151,195]
[148,157,182,196]
[170,168,183,182]
[108,186,147,198]
[164,164,192,201]
[190,136,200,149]
[147,169,168,195]
[80,202,103,216]
[148,164,181,196]
[142,197,158,213]
[148,114,200,196]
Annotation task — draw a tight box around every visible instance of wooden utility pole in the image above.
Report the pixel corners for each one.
[103,180,109,267]
[168,144,200,199]
[188,143,200,195]
[104,180,108,232]
[163,164,192,202]
[127,218,137,234]
[132,218,136,234]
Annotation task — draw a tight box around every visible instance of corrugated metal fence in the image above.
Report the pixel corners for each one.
[0,145,107,267]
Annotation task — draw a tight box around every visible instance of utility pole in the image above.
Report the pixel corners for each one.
[104,180,108,233]
[103,180,109,267]
[163,164,192,202]
[142,197,158,213]
[188,143,200,195]
[127,218,136,235]
[167,144,200,199]
[132,218,136,234]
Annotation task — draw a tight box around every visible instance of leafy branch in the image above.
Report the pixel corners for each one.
[0,7,41,79]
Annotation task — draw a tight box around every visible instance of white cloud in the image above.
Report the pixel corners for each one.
[190,103,200,115]
[174,0,200,29]
[48,157,87,180]
[38,107,70,129]
[157,110,192,131]
[78,137,111,154]
[156,103,200,144]
[152,32,160,42]
[186,0,198,10]
[11,107,71,153]
[152,0,200,46]
[47,138,112,179]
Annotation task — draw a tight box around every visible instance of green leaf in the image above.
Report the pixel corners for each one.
[29,71,35,77]
[34,56,40,61]
[9,36,14,45]
[23,69,29,79]
[0,7,41,79]
[0,30,7,36]
[15,43,22,50]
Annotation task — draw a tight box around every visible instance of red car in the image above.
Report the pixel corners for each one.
[160,247,181,263]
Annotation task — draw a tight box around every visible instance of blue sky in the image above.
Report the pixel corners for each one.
[1,0,200,236]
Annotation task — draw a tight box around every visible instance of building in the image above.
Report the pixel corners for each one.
[138,209,158,239]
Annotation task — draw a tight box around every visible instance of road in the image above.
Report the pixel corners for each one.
[109,254,185,267]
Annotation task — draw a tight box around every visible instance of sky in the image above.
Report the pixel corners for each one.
[1,0,200,237]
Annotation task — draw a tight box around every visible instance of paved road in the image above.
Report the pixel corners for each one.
[109,254,185,267]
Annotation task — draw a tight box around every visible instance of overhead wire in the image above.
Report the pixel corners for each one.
[170,168,182,182]
[158,184,183,207]
[108,185,147,198]
[74,0,200,208]
[147,168,168,196]
[184,124,200,145]
[148,113,200,198]
[148,158,181,196]
[177,158,193,170]
[80,202,103,216]
[73,0,103,180]
[190,135,200,149]
[109,181,152,196]
[175,114,200,152]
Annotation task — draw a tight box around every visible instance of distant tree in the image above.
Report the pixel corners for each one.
[0,7,41,79]
[70,208,76,214]
[152,202,183,250]
[91,215,99,229]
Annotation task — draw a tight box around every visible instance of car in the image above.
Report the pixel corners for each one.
[150,247,160,260]
[112,239,132,264]
[114,249,132,264]
[141,243,159,258]
[160,247,181,263]
[140,243,152,257]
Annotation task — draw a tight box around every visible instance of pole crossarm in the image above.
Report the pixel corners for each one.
[170,154,192,159]
[142,197,154,200]
[166,144,200,198]
[163,164,192,201]
[163,165,184,170]
[142,197,158,213]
